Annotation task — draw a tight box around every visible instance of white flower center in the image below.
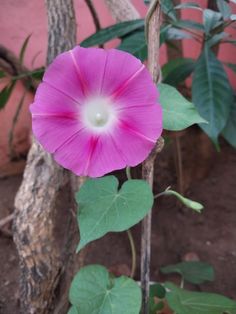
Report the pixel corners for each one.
[82,96,116,132]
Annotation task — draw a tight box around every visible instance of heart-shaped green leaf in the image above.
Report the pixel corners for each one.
[76,176,153,251]
[159,83,207,131]
[165,282,236,314]
[161,261,214,284]
[68,306,79,314]
[69,265,141,314]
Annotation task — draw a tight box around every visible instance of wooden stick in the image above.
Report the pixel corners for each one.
[141,138,164,313]
[141,1,162,313]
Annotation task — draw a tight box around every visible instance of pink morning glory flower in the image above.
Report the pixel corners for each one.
[30,46,162,177]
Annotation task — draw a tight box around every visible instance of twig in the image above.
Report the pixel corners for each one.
[84,0,101,32]
[141,1,162,313]
[174,136,184,195]
[0,214,14,228]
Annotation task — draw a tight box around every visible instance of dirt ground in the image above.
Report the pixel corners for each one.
[0,136,236,313]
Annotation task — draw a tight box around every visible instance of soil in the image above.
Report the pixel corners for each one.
[0,136,236,313]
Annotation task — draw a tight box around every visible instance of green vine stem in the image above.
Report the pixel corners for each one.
[154,188,171,199]
[126,166,132,180]
[125,167,137,278]
[127,229,137,278]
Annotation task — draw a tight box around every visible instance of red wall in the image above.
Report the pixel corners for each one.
[0,0,235,169]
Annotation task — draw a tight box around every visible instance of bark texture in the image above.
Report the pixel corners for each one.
[13,1,78,313]
[46,0,76,64]
[104,0,140,22]
[141,1,162,313]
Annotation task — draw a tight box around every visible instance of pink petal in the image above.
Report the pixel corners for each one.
[30,83,80,115]
[43,50,85,103]
[30,82,84,154]
[72,47,144,97]
[118,104,162,143]
[100,49,144,96]
[53,129,94,176]
[87,134,127,177]
[71,47,108,95]
[114,66,159,109]
[111,114,162,167]
[53,130,126,177]
[32,115,84,153]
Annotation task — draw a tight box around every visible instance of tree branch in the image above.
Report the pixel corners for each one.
[13,1,79,313]
[104,0,140,22]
